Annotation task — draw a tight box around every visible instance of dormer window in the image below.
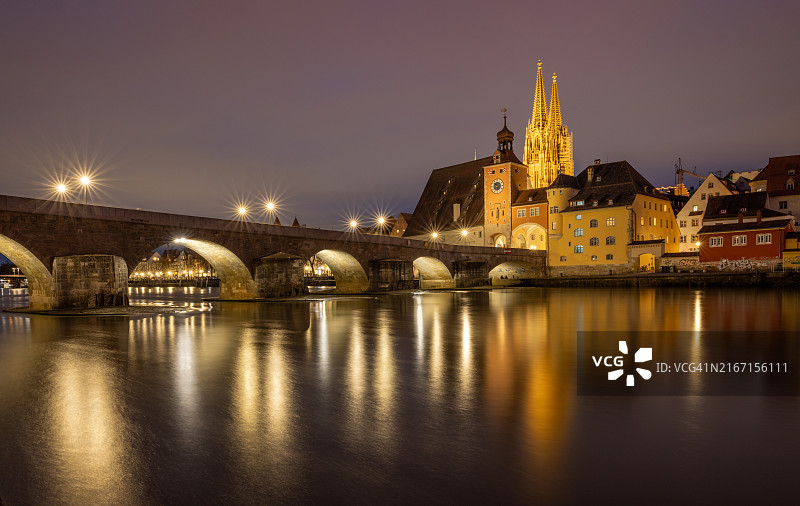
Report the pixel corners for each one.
[592,201,598,207]
[740,207,747,212]
[576,200,584,206]
[790,170,796,176]
[608,199,614,205]
[787,179,795,190]
[596,175,601,182]
[720,210,727,214]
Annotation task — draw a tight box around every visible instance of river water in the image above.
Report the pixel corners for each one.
[1,286,800,504]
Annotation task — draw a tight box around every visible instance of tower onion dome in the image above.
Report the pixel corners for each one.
[497,109,514,145]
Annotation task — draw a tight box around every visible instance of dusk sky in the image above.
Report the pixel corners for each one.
[2,0,798,229]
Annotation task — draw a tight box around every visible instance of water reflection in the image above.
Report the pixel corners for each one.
[2,288,800,503]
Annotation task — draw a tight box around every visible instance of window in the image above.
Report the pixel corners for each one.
[606,254,614,260]
[680,235,686,243]
[790,169,796,176]
[516,209,526,218]
[708,182,714,188]
[720,210,727,214]
[596,176,602,182]
[551,221,557,230]
[757,233,773,244]
[592,201,598,207]
[589,237,599,246]
[606,217,615,226]
[550,206,559,213]
[787,181,795,190]
[574,228,584,237]
[591,255,598,261]
[691,219,699,227]
[560,256,567,262]
[576,214,582,220]
[590,219,598,228]
[691,234,698,242]
[679,220,686,227]
[489,170,495,174]
[640,217,645,226]
[605,236,615,245]
[574,245,584,253]
[608,199,614,205]
[710,237,723,247]
[693,205,699,212]
[780,201,788,209]
[739,207,746,213]
[732,235,747,246]
[701,193,706,200]
[514,168,519,173]
[576,200,584,206]
[532,207,539,216]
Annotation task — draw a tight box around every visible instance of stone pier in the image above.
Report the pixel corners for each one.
[254,253,307,298]
[52,255,129,309]
[369,259,415,291]
[453,260,490,288]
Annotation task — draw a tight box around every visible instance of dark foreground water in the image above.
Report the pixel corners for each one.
[1,287,800,504]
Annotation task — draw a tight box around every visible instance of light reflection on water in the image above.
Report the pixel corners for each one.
[1,287,800,503]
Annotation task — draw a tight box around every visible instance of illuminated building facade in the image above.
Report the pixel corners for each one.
[523,61,574,188]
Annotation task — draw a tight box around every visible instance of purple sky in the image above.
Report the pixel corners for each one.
[2,0,798,229]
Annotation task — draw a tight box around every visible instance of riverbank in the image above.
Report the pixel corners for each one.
[526,270,800,288]
[4,304,207,316]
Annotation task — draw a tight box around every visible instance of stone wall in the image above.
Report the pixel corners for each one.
[548,260,635,277]
[254,254,307,298]
[369,260,415,291]
[52,255,128,309]
[453,261,489,288]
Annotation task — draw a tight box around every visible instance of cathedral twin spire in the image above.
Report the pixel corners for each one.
[523,60,574,188]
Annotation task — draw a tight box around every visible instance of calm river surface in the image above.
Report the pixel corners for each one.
[1,287,800,504]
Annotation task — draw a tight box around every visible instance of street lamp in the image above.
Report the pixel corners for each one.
[78,175,92,204]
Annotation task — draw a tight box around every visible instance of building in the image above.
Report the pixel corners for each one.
[697,192,794,265]
[698,219,794,264]
[523,61,574,188]
[750,155,800,224]
[389,213,413,237]
[676,173,737,252]
[548,160,680,275]
[483,114,530,247]
[508,188,549,249]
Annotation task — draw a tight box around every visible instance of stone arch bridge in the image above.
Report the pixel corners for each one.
[0,195,546,309]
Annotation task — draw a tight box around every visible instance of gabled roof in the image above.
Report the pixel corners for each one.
[563,161,668,211]
[549,173,580,189]
[750,155,800,194]
[404,156,491,237]
[512,188,548,205]
[698,218,793,235]
[703,192,788,221]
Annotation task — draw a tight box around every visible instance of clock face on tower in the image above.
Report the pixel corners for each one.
[491,178,504,194]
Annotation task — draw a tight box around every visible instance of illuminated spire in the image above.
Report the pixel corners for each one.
[531,60,548,128]
[548,73,561,131]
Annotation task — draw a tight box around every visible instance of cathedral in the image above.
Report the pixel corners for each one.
[523,60,574,188]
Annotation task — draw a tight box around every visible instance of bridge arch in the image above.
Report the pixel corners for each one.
[511,223,547,251]
[413,256,454,289]
[315,249,369,293]
[175,239,256,299]
[0,233,54,309]
[489,260,540,286]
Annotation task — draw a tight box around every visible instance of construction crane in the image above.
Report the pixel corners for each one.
[674,157,704,187]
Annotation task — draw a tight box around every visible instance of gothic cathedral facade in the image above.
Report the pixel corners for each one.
[523,60,574,188]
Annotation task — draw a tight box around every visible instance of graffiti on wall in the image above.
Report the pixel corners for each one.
[678,258,698,267]
[718,258,753,271]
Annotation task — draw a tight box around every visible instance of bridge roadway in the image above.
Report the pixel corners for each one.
[0,194,546,309]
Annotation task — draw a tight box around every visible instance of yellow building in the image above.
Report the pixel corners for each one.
[523,61,574,188]
[548,161,680,275]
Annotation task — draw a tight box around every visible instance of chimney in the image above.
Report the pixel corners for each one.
[453,203,461,221]
[738,212,743,224]
[757,210,762,223]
